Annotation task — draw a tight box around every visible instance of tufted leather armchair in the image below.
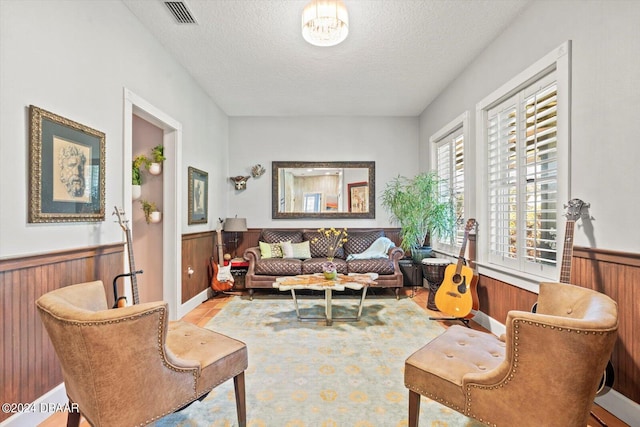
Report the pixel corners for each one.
[36,281,248,427]
[404,282,618,427]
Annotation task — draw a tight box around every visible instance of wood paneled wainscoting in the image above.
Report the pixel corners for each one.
[181,231,215,303]
[0,244,124,423]
[477,246,640,406]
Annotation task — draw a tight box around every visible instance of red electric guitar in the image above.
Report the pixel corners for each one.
[210,219,234,292]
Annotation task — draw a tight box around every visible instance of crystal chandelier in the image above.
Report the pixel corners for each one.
[301,0,349,47]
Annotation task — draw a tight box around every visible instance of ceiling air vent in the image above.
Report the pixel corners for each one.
[164,1,197,24]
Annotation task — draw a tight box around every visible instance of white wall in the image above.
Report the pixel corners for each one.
[419,0,640,253]
[228,116,420,229]
[0,0,228,258]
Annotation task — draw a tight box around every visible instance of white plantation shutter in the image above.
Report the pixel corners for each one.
[486,72,560,276]
[435,126,464,248]
[478,41,570,284]
[487,97,518,268]
[522,80,558,272]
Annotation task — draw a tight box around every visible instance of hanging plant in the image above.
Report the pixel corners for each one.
[139,199,159,224]
[151,145,166,163]
[132,155,150,185]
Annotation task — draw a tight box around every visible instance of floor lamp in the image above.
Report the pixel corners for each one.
[224,217,248,261]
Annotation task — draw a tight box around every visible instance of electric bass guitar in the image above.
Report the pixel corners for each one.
[210,218,234,292]
[559,199,614,396]
[113,207,143,307]
[434,219,479,318]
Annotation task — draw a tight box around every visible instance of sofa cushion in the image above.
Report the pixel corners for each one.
[347,258,395,275]
[303,231,345,259]
[259,241,283,259]
[254,258,302,276]
[281,241,312,259]
[344,230,385,256]
[261,230,304,244]
[302,258,347,274]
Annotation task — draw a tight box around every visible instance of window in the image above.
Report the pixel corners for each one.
[430,112,469,253]
[477,42,571,285]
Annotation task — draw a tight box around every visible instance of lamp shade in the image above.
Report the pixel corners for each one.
[224,217,247,232]
[302,0,349,47]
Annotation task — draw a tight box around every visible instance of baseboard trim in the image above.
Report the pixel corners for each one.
[176,289,210,319]
[595,388,640,427]
[472,311,640,425]
[0,383,67,427]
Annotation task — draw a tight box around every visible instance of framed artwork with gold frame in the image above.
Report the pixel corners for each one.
[188,166,208,224]
[28,105,105,223]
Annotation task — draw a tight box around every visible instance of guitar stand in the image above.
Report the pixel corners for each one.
[428,316,472,328]
[112,270,143,308]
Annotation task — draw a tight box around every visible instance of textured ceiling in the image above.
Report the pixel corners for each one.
[122,0,530,117]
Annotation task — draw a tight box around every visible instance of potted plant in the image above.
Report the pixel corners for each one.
[381,172,456,263]
[139,199,161,224]
[148,144,165,175]
[132,155,150,200]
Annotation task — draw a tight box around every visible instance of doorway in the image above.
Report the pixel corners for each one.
[123,89,183,320]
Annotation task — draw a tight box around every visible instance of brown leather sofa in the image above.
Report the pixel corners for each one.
[243,229,404,298]
[404,281,618,427]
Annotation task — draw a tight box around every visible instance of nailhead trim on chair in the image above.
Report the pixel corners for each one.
[465,319,614,427]
[42,307,207,427]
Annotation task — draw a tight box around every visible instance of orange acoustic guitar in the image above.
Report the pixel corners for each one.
[210,218,234,292]
[434,219,479,319]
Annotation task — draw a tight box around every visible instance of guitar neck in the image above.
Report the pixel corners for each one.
[559,220,575,284]
[216,229,225,267]
[125,228,140,305]
[455,233,469,275]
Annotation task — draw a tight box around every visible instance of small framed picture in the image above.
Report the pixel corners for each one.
[348,181,369,213]
[188,166,208,224]
[28,105,105,223]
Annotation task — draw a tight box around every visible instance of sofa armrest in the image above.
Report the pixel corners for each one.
[388,246,404,273]
[243,246,261,274]
[387,246,404,261]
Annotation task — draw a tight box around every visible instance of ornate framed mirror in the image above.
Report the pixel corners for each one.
[272,161,375,219]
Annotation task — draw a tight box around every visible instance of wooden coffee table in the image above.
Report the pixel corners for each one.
[273,273,378,326]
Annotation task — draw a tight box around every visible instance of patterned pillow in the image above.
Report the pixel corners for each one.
[259,241,283,259]
[291,241,311,259]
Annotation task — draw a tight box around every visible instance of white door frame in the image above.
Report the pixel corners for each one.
[123,88,183,320]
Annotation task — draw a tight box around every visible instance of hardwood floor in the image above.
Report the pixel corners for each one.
[39,287,628,427]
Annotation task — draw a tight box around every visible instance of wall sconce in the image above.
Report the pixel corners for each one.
[224,216,248,259]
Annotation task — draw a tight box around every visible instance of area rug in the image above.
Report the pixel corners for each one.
[154,295,484,427]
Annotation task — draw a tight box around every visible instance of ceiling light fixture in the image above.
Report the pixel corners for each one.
[301,0,349,47]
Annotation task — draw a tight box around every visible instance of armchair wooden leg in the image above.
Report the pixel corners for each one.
[408,390,421,427]
[234,372,247,427]
[66,406,81,427]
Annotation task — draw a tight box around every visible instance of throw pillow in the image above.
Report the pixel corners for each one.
[280,240,294,258]
[291,241,312,259]
[259,241,283,259]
